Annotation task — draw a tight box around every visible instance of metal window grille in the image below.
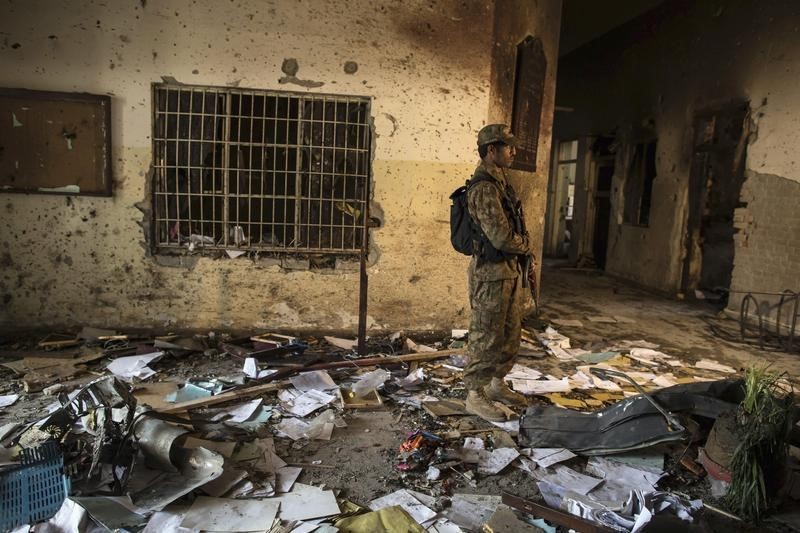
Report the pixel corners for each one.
[152,83,371,255]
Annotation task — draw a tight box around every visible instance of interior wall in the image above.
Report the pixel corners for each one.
[0,0,560,332]
[554,0,800,296]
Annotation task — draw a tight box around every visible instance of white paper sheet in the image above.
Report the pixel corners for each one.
[585,457,663,504]
[506,364,543,380]
[527,448,577,468]
[511,378,571,395]
[0,394,19,408]
[490,418,520,435]
[477,447,520,475]
[142,510,197,533]
[370,489,437,525]
[212,398,262,423]
[289,370,337,392]
[106,352,163,381]
[243,358,277,379]
[459,437,485,463]
[534,465,603,495]
[284,389,336,417]
[179,497,279,531]
[273,483,340,521]
[276,466,302,493]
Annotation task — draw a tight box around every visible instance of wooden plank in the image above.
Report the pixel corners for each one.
[157,381,288,413]
[156,348,464,414]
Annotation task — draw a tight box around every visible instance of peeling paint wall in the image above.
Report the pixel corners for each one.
[554,0,800,295]
[0,0,560,332]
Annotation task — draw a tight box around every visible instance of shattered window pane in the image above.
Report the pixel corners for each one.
[152,84,371,255]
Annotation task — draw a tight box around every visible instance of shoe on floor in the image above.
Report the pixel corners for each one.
[465,388,506,422]
[485,377,528,406]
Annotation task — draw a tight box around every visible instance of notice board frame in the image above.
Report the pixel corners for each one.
[510,36,547,173]
[0,87,112,196]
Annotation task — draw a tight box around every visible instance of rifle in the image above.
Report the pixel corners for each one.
[515,198,539,316]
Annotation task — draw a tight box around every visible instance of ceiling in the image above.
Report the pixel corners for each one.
[559,0,665,56]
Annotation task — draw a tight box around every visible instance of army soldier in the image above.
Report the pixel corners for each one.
[464,124,534,422]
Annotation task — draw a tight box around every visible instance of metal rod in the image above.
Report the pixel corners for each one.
[357,102,370,356]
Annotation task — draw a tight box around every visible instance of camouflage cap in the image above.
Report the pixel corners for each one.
[477,124,517,146]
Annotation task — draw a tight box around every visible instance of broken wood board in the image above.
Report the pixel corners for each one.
[342,389,383,409]
[133,382,181,411]
[422,399,468,417]
[1,347,108,381]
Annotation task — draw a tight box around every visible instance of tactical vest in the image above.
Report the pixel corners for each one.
[469,170,527,264]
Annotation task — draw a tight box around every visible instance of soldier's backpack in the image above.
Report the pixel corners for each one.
[449,174,496,255]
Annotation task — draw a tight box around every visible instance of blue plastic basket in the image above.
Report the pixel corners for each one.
[0,441,70,532]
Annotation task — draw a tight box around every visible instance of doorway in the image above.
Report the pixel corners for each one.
[681,103,749,303]
[544,139,578,258]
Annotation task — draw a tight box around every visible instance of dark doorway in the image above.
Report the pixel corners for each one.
[592,162,614,269]
[681,103,749,303]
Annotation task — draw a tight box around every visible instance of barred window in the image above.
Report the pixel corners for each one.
[151,83,371,255]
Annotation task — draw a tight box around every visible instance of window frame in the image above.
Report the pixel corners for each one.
[149,82,373,257]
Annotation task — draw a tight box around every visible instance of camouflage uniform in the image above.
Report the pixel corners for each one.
[464,160,530,390]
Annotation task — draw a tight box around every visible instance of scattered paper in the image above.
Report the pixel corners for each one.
[276,466,302,493]
[179,496,279,531]
[506,364,543,380]
[165,383,214,403]
[652,373,678,388]
[451,329,468,339]
[443,494,501,531]
[106,352,163,381]
[477,447,520,475]
[283,389,337,417]
[586,457,663,504]
[490,418,520,435]
[534,465,603,495]
[0,394,19,408]
[511,377,571,395]
[460,437,485,463]
[370,489,437,525]
[273,483,340,521]
[142,510,195,533]
[290,370,338,392]
[243,358,277,379]
[212,398,262,423]
[695,359,737,373]
[526,448,577,469]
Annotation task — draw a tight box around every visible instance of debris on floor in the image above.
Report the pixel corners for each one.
[0,323,797,532]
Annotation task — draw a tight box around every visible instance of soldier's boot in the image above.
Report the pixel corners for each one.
[485,378,528,406]
[465,388,506,422]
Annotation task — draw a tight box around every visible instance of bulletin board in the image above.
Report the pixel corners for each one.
[0,88,112,196]
[510,36,547,173]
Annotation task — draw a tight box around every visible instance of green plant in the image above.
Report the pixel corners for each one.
[725,366,794,520]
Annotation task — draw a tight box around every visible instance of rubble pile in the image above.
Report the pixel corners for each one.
[0,324,797,532]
